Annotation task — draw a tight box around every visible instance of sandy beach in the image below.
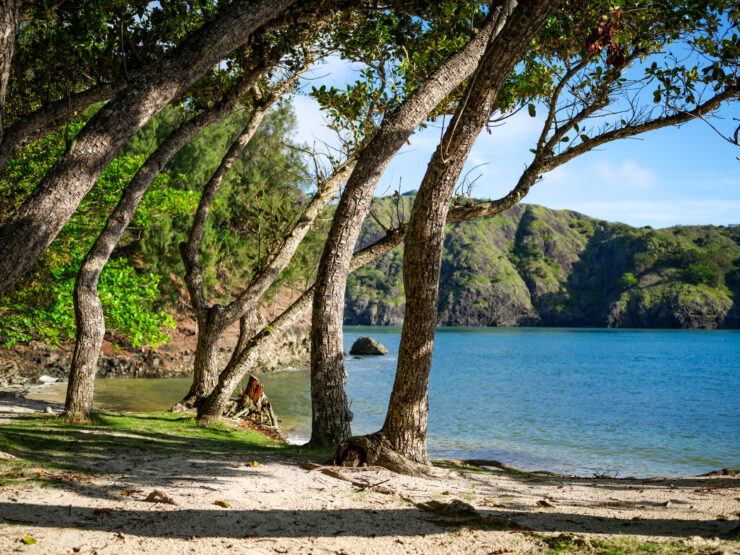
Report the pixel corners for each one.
[0,393,738,554]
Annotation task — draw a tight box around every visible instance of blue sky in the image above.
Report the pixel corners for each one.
[288,56,739,229]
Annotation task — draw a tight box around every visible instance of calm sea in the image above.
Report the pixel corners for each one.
[31,327,740,477]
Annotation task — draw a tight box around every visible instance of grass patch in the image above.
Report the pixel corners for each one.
[0,410,331,486]
[531,533,723,554]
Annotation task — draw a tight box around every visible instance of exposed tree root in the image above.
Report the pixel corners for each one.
[333,433,432,477]
[299,461,523,530]
[300,462,397,495]
[446,459,567,477]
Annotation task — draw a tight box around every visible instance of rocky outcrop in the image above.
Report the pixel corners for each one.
[0,328,311,387]
[349,336,388,355]
[345,199,740,329]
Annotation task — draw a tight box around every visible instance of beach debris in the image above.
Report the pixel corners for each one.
[145,490,177,505]
[214,500,230,508]
[21,536,37,545]
[248,460,260,467]
[93,508,113,515]
[349,336,388,356]
[537,499,555,508]
[120,489,141,496]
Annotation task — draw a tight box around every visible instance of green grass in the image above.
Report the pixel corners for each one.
[0,410,332,487]
[533,533,721,554]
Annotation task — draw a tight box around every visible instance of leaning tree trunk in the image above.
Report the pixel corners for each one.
[0,0,296,299]
[335,0,559,469]
[0,0,22,146]
[308,9,505,448]
[63,64,272,419]
[178,81,293,407]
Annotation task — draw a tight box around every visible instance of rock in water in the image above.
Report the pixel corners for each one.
[349,337,388,356]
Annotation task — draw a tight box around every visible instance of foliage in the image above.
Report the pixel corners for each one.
[618,272,639,289]
[132,102,317,305]
[7,1,226,129]
[684,264,720,286]
[0,114,197,347]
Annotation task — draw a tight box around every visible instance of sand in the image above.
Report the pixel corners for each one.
[0,394,738,554]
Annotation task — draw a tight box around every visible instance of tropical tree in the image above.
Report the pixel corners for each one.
[0,0,343,298]
[331,0,739,472]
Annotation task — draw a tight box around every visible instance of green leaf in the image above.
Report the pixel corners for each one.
[527,103,536,118]
[22,537,37,545]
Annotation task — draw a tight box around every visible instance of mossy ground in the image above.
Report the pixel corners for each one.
[0,410,331,487]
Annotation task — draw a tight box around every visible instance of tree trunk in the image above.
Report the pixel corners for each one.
[0,0,297,298]
[64,277,104,421]
[63,65,270,418]
[0,80,125,168]
[379,0,558,465]
[179,95,280,405]
[181,306,225,407]
[0,0,22,146]
[308,7,506,448]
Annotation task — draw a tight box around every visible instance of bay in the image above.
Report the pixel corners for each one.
[30,327,740,477]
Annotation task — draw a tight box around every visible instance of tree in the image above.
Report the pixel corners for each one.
[332,0,739,471]
[307,0,503,446]
[0,117,187,349]
[0,0,312,298]
[0,0,25,146]
[189,0,504,427]
[63,56,290,420]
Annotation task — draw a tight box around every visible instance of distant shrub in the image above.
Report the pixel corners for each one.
[618,272,639,289]
[684,264,719,287]
[632,252,657,274]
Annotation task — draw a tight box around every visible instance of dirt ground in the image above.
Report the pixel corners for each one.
[0,395,738,554]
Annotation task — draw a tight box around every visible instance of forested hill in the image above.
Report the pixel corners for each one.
[346,196,740,329]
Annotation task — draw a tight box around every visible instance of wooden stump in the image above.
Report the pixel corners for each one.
[223,375,278,429]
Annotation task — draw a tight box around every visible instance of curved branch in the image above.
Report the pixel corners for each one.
[0,79,127,167]
[542,86,739,172]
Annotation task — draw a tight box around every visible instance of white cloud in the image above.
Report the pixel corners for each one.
[593,159,657,190]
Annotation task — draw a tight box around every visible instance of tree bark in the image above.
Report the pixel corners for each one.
[308,6,507,448]
[63,66,272,420]
[0,0,298,299]
[0,0,23,147]
[179,75,304,406]
[378,0,558,465]
[0,80,126,168]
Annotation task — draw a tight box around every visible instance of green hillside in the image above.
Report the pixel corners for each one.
[346,196,740,329]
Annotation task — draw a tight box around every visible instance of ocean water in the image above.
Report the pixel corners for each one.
[31,327,740,477]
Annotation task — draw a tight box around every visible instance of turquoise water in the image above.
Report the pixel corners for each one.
[343,327,740,477]
[31,327,739,477]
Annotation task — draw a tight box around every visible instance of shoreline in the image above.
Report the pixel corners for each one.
[0,392,738,554]
[14,380,740,481]
[6,387,739,481]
